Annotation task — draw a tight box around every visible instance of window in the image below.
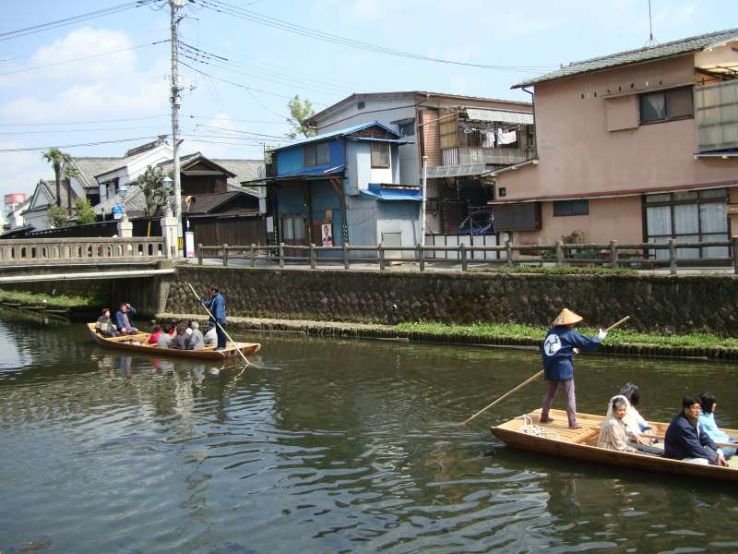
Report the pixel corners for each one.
[639,87,694,124]
[398,121,415,137]
[493,202,541,231]
[304,142,330,167]
[553,199,589,217]
[370,142,390,168]
[644,189,729,259]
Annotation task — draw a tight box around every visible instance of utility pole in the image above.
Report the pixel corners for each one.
[170,0,186,253]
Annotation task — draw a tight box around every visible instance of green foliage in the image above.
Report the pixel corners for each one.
[140,166,173,217]
[471,265,636,276]
[47,205,69,228]
[0,289,101,308]
[286,95,316,139]
[42,148,78,210]
[395,321,738,349]
[74,197,96,225]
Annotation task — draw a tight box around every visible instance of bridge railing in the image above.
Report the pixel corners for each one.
[0,237,165,265]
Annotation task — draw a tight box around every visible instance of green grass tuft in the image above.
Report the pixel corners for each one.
[0,289,101,309]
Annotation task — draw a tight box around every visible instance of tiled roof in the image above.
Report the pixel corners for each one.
[183,191,243,215]
[69,157,122,188]
[93,184,147,216]
[514,27,738,88]
[212,159,265,186]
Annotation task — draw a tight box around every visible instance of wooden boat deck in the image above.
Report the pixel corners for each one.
[492,408,738,482]
[86,323,261,361]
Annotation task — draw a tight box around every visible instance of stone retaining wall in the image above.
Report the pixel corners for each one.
[165,266,738,336]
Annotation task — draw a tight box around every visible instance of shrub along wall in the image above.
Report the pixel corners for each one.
[165,266,738,336]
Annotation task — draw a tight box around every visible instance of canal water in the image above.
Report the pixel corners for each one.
[1,314,738,553]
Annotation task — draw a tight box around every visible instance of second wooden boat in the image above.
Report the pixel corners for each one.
[87,323,261,361]
[492,408,738,482]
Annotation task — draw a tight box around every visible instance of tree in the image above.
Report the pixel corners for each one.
[47,205,69,229]
[140,166,174,217]
[74,197,96,225]
[286,95,316,139]
[42,148,78,214]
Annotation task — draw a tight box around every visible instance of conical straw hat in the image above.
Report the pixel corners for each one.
[552,308,583,326]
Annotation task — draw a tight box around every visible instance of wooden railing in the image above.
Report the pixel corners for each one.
[0,237,165,265]
[197,238,738,274]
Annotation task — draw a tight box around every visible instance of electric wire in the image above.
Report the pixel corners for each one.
[0,136,165,153]
[0,1,159,42]
[194,0,553,72]
[0,115,168,127]
[0,39,169,77]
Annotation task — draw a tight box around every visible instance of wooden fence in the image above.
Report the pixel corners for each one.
[197,238,738,274]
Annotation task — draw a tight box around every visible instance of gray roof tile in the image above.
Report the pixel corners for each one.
[515,28,738,88]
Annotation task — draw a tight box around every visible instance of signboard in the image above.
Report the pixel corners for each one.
[266,216,274,233]
[185,232,195,258]
[112,203,125,220]
[321,223,333,247]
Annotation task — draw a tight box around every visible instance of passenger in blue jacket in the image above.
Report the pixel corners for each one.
[664,396,727,466]
[115,302,138,335]
[540,308,607,429]
[202,286,227,350]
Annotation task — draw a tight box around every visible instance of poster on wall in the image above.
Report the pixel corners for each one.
[321,223,333,247]
[185,232,195,258]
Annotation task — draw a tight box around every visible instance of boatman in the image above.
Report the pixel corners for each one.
[202,286,227,350]
[540,308,607,429]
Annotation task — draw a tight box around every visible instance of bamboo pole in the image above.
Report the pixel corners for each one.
[463,315,631,426]
[187,282,251,367]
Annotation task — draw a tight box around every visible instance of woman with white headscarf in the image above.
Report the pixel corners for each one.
[598,396,638,453]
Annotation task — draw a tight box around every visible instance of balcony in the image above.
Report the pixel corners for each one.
[695,80,738,153]
[441,147,530,167]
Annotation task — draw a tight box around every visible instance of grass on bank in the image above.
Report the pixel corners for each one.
[470,265,638,276]
[0,289,101,309]
[396,321,738,349]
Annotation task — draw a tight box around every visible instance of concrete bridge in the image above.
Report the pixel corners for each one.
[0,237,176,283]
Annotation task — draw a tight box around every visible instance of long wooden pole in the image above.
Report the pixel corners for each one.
[463,315,631,426]
[187,282,251,367]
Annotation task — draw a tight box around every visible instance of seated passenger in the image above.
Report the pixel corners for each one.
[598,396,638,453]
[619,383,653,436]
[156,324,175,348]
[170,323,190,350]
[115,302,138,335]
[147,324,162,345]
[664,396,727,466]
[187,321,205,350]
[698,393,737,459]
[96,308,118,337]
[204,324,217,347]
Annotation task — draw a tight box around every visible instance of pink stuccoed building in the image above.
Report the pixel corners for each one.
[491,28,738,259]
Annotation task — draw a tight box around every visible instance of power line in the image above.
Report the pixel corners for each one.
[0,39,169,77]
[193,123,288,140]
[185,115,284,124]
[180,60,294,101]
[0,125,167,136]
[0,1,159,42]
[0,136,163,153]
[194,0,553,72]
[0,114,168,127]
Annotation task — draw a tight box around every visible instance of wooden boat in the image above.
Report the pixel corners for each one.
[86,323,261,361]
[491,408,738,482]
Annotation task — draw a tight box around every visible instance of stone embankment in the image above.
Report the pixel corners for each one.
[156,313,738,362]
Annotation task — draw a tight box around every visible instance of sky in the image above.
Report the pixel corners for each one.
[0,0,735,197]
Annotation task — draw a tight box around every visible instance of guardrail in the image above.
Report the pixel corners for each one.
[197,237,738,274]
[0,237,165,265]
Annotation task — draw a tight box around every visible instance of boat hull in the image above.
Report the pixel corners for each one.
[491,408,738,482]
[87,323,261,361]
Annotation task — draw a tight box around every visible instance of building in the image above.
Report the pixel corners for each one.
[267,121,421,252]
[306,91,534,234]
[491,28,738,259]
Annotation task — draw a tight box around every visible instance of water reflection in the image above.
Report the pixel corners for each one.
[0,321,737,553]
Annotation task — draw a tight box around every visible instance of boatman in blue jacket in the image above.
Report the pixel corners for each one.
[202,286,227,350]
[540,308,607,429]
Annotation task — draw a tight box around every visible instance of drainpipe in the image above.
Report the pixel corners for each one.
[522,86,537,158]
[421,155,428,247]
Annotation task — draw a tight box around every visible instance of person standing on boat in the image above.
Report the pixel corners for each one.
[115,302,138,335]
[665,396,726,466]
[540,308,607,429]
[202,286,227,350]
